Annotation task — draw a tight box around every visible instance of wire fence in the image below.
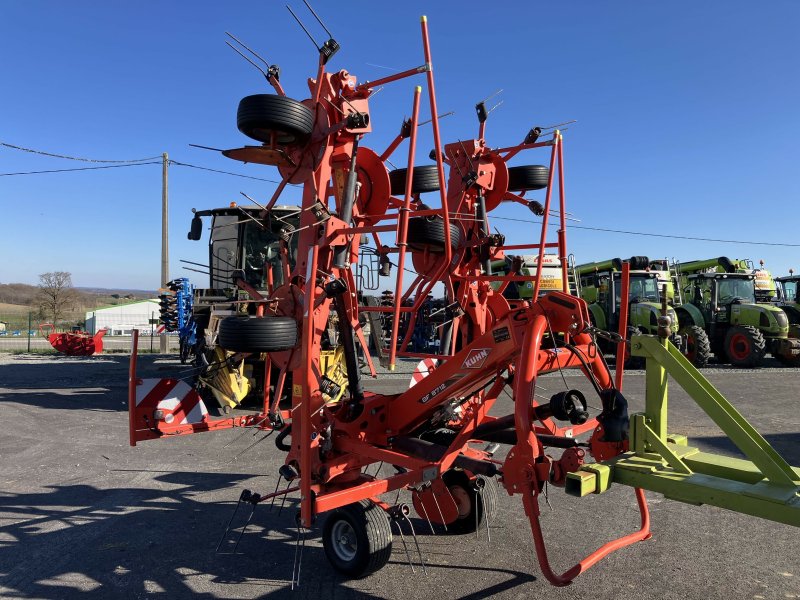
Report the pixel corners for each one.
[0,311,179,354]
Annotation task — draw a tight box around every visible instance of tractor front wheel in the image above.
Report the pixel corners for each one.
[724,325,766,368]
[322,500,393,578]
[775,351,800,367]
[681,325,711,368]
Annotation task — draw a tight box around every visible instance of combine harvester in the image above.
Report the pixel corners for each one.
[127,7,799,587]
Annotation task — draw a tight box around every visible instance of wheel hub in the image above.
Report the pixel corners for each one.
[331,520,358,561]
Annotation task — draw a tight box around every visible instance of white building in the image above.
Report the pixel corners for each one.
[85,299,161,335]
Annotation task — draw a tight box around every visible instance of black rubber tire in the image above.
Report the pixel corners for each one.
[681,325,711,368]
[237,94,314,145]
[322,500,393,578]
[441,470,496,534]
[507,165,550,192]
[406,217,461,253]
[389,165,440,195]
[775,352,800,367]
[623,326,646,370]
[724,325,766,368]
[217,316,298,353]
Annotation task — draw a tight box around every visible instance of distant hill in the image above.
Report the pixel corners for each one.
[76,287,157,297]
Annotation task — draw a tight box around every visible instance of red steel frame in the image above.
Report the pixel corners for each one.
[128,15,652,586]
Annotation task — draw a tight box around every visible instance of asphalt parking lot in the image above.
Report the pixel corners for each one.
[0,353,798,599]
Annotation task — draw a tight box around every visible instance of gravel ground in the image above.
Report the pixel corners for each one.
[0,353,798,599]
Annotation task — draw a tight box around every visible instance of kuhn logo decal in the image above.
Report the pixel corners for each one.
[462,348,491,369]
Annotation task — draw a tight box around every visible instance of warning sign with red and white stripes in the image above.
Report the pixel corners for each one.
[132,378,208,440]
[408,358,440,389]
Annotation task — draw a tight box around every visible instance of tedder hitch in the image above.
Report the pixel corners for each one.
[567,332,800,527]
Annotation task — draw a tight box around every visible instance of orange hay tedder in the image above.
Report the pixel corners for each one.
[128,4,799,588]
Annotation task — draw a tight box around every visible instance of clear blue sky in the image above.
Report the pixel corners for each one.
[2,1,799,290]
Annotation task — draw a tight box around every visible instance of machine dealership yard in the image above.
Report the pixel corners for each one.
[0,352,797,599]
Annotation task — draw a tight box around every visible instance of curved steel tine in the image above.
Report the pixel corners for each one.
[402,512,427,575]
[278,480,293,515]
[478,484,491,545]
[269,475,283,511]
[231,504,256,554]
[430,487,447,532]
[391,517,415,573]
[413,490,435,535]
[215,493,245,553]
[291,519,306,590]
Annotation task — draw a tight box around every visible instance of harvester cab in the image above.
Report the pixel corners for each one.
[675,257,797,366]
[751,259,779,303]
[489,253,564,299]
[167,204,307,413]
[126,9,798,590]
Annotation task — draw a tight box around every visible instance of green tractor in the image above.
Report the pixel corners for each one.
[673,257,799,367]
[775,269,800,332]
[575,257,706,367]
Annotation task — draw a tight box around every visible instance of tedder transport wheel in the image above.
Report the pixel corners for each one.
[322,499,393,578]
[388,165,440,196]
[217,316,298,353]
[623,326,646,370]
[236,94,314,145]
[507,165,550,192]
[441,470,497,534]
[406,216,462,253]
[681,325,711,368]
[724,325,766,368]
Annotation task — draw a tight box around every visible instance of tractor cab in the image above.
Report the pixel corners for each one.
[775,274,800,326]
[599,272,678,337]
[776,275,799,304]
[684,272,790,344]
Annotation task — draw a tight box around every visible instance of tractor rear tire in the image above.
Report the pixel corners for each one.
[681,325,711,368]
[406,216,462,253]
[322,500,393,578]
[441,470,497,534]
[507,165,550,192]
[724,325,766,368]
[217,316,298,353]
[237,94,314,145]
[389,165,440,195]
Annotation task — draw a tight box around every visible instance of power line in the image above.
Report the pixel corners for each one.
[490,215,800,248]
[0,162,161,176]
[0,141,796,249]
[0,141,160,163]
[168,159,290,184]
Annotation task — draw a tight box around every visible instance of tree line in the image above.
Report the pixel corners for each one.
[0,273,148,326]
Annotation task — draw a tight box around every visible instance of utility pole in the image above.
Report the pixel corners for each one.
[160,152,169,353]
